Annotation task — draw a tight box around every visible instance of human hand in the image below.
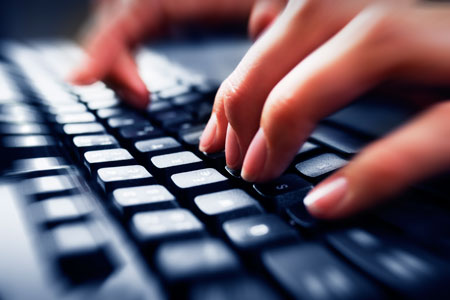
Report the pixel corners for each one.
[199,0,450,219]
[68,0,286,109]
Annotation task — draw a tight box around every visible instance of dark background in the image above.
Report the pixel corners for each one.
[0,0,90,38]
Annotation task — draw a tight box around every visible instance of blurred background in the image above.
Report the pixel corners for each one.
[0,0,90,39]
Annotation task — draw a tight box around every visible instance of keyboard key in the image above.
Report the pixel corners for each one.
[170,168,230,198]
[54,112,96,124]
[295,153,347,179]
[118,124,162,141]
[134,137,183,157]
[263,243,383,300]
[73,134,119,155]
[1,135,59,159]
[131,209,205,245]
[178,125,205,147]
[311,124,367,155]
[96,108,124,119]
[171,92,204,106]
[149,151,204,179]
[194,189,262,225]
[327,227,450,299]
[47,103,87,114]
[158,85,191,99]
[146,101,172,114]
[63,122,105,136]
[296,141,319,157]
[84,148,135,174]
[152,110,193,127]
[154,238,240,283]
[87,98,119,110]
[112,185,177,218]
[223,214,299,252]
[25,174,78,199]
[31,195,91,226]
[0,123,49,135]
[48,222,114,283]
[97,165,155,193]
[107,116,150,129]
[11,157,66,174]
[189,276,281,300]
[285,203,319,229]
[201,151,225,169]
[253,174,312,212]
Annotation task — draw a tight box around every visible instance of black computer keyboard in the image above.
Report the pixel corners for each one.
[0,40,450,300]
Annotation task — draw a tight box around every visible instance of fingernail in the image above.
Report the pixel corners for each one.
[225,124,242,169]
[304,177,348,214]
[241,128,267,182]
[199,114,217,152]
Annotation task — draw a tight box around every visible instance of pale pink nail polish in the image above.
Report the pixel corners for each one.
[241,128,267,182]
[199,114,217,152]
[225,124,242,169]
[303,177,348,214]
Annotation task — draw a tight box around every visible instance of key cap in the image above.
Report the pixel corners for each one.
[327,227,450,299]
[118,124,162,141]
[112,185,177,218]
[96,108,124,119]
[178,125,205,147]
[201,151,225,169]
[296,141,319,157]
[171,93,204,106]
[311,124,367,155]
[97,165,155,193]
[107,116,150,129]
[185,101,212,122]
[146,101,172,114]
[170,168,230,198]
[54,112,96,124]
[194,189,262,226]
[31,195,91,226]
[11,157,66,175]
[87,98,119,110]
[152,110,193,127]
[262,243,383,300]
[48,222,114,283]
[189,276,281,300]
[285,202,319,229]
[0,123,49,135]
[253,174,312,213]
[134,137,183,157]
[84,148,135,174]
[131,208,205,246]
[73,134,119,157]
[158,85,191,99]
[25,174,78,199]
[223,214,299,252]
[295,153,347,179]
[63,122,105,136]
[47,103,87,114]
[1,135,59,159]
[154,238,240,283]
[149,151,204,179]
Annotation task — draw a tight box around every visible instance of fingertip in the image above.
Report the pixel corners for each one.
[66,67,98,86]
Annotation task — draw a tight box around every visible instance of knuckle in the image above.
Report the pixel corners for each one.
[358,5,404,46]
[217,75,247,120]
[285,0,328,25]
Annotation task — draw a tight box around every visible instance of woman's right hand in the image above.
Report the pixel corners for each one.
[68,0,286,109]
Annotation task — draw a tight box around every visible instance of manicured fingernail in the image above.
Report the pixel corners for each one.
[304,177,348,214]
[199,114,217,152]
[225,124,242,170]
[241,128,267,182]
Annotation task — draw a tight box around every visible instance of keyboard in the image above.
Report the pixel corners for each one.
[0,40,450,300]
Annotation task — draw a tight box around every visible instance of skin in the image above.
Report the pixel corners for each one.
[70,0,450,219]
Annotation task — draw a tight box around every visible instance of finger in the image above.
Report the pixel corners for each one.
[241,3,450,182]
[304,101,450,219]
[200,0,389,166]
[107,50,149,109]
[248,0,286,40]
[69,0,163,85]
